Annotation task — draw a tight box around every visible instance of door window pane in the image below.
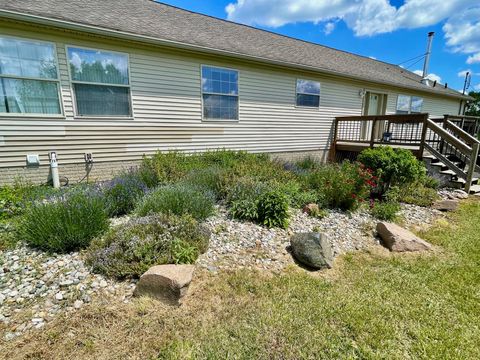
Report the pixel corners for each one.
[68,47,129,85]
[74,83,131,116]
[0,78,60,114]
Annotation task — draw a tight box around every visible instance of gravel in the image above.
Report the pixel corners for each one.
[199,206,375,272]
[0,247,135,341]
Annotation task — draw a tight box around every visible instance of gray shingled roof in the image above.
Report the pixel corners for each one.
[0,0,469,100]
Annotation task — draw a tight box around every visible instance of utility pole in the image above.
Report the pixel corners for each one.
[462,71,471,95]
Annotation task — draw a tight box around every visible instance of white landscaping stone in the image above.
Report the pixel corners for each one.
[134,265,195,306]
[73,300,83,309]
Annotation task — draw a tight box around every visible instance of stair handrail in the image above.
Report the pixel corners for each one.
[426,119,479,193]
[426,119,472,155]
[444,120,480,146]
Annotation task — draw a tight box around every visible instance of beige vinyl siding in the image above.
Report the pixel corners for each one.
[0,20,462,169]
[385,92,460,117]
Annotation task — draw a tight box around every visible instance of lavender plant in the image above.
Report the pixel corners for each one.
[85,214,210,279]
[20,189,109,253]
[102,172,147,217]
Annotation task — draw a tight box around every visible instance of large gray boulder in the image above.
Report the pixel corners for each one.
[290,232,333,269]
[376,222,432,252]
[134,264,194,306]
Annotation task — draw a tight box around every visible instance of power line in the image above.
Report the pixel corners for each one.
[397,53,426,66]
[404,56,426,70]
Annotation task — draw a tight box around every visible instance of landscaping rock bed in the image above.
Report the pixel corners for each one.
[0,246,135,341]
[198,206,377,272]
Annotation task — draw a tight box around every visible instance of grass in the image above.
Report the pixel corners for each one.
[2,199,480,359]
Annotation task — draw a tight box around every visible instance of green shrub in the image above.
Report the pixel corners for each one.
[85,214,210,279]
[182,166,228,200]
[0,181,60,220]
[20,190,109,253]
[295,156,320,170]
[358,146,425,194]
[370,201,401,221]
[273,180,320,208]
[102,172,147,217]
[135,183,215,220]
[257,189,290,228]
[227,178,268,221]
[421,175,440,189]
[226,178,291,228]
[397,183,439,207]
[303,161,374,211]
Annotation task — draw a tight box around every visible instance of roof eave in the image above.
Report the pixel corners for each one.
[0,9,471,101]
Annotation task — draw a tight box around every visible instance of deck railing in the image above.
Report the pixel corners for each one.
[332,113,480,192]
[332,113,429,158]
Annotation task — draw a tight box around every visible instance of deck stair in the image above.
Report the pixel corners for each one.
[423,154,480,194]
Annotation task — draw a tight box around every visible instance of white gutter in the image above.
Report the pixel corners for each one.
[0,9,471,101]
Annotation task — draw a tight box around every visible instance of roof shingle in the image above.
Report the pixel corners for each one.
[0,0,468,99]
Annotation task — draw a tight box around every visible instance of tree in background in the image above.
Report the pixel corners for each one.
[465,91,480,117]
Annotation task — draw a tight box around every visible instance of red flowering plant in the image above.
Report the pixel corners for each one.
[358,146,425,197]
[304,161,376,211]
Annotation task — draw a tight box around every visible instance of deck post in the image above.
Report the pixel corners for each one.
[369,117,377,148]
[418,113,429,159]
[329,118,339,162]
[465,142,480,194]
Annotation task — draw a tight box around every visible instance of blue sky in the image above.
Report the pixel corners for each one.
[158,0,480,93]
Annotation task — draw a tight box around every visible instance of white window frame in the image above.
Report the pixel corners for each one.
[200,64,239,122]
[66,45,133,119]
[295,79,321,109]
[396,94,424,114]
[0,34,64,118]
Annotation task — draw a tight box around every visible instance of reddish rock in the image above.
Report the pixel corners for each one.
[134,264,194,306]
[376,222,432,252]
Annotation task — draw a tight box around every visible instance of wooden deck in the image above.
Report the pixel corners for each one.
[330,113,480,193]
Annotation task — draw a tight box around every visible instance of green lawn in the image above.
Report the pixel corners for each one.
[2,200,480,359]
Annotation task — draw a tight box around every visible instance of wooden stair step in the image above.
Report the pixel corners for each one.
[430,162,446,167]
[440,169,456,176]
[469,184,480,194]
[451,177,479,185]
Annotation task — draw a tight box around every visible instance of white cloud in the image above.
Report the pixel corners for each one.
[323,22,335,35]
[226,0,474,36]
[443,7,480,65]
[474,83,480,91]
[226,1,480,65]
[413,69,441,82]
[467,54,480,64]
[369,56,377,60]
